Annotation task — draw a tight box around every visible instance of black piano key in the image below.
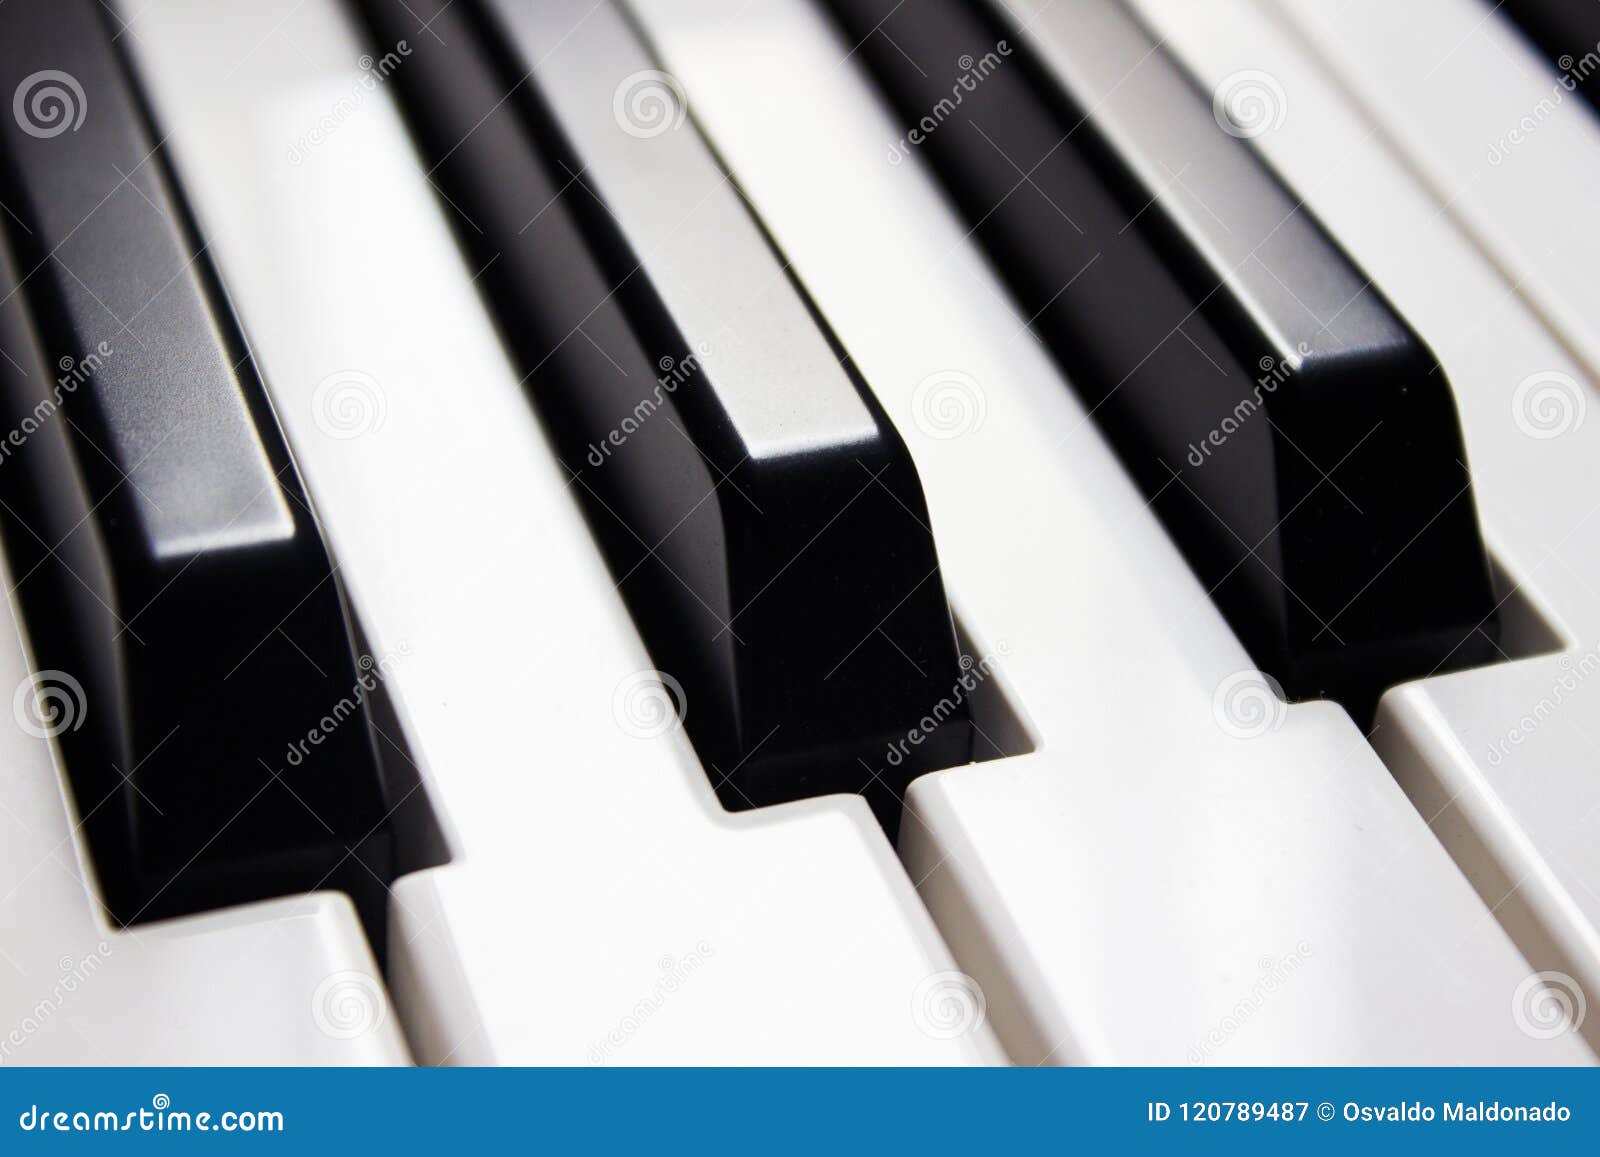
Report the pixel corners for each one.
[0,0,392,931]
[1501,1,1600,117]
[357,0,972,832]
[825,0,1500,714]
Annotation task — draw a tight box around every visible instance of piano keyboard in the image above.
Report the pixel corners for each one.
[0,0,1594,1065]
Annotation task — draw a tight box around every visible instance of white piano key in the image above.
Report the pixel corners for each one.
[0,579,407,1064]
[623,0,1594,1063]
[1129,0,1600,1056]
[117,0,1000,1065]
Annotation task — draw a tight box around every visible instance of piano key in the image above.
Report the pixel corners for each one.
[1272,0,1600,394]
[353,0,970,832]
[821,0,1500,717]
[119,0,1002,1064]
[1136,0,1600,1056]
[0,541,408,1063]
[623,0,1594,1063]
[1500,0,1600,117]
[0,0,395,931]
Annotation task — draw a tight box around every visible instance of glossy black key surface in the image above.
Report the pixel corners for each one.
[358,0,971,832]
[825,0,1500,713]
[1502,1,1600,116]
[0,0,392,930]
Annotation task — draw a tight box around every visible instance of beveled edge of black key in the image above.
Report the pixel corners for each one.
[486,0,979,815]
[359,0,975,830]
[1004,0,1504,705]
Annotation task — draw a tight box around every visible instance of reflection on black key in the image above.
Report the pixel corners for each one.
[1502,1,1600,117]
[826,0,1500,714]
[0,0,392,931]
[358,0,971,832]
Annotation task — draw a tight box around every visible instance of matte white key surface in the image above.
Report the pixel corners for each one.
[0,584,407,1064]
[119,0,999,1065]
[1127,0,1600,1054]
[623,0,1593,1063]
